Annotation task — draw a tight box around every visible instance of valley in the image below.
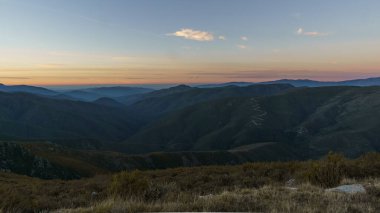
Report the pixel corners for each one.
[1,80,380,180]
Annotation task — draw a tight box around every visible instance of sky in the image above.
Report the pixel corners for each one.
[1,0,380,86]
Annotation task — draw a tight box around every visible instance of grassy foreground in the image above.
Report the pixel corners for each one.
[1,153,380,212]
[59,181,380,213]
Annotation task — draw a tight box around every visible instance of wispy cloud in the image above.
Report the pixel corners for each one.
[296,28,330,37]
[218,35,226,40]
[111,56,134,61]
[237,44,247,49]
[167,28,214,41]
[241,36,248,41]
[0,76,30,80]
[186,70,370,81]
[37,64,65,68]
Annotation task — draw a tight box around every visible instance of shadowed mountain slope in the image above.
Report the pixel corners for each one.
[126,84,295,120]
[119,86,380,158]
[0,92,139,147]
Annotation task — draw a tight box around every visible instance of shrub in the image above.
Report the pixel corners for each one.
[109,171,149,198]
[144,182,177,201]
[305,152,347,188]
[347,152,380,178]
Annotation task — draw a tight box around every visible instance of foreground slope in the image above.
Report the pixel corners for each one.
[0,141,299,179]
[1,153,380,212]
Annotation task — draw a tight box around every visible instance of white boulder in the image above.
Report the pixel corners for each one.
[326,184,366,194]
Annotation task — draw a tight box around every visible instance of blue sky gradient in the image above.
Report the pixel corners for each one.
[1,0,379,85]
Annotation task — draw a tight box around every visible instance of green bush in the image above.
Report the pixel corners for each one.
[144,182,178,201]
[305,152,347,188]
[109,170,149,198]
[347,152,380,178]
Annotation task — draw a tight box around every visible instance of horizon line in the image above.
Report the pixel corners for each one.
[1,75,380,88]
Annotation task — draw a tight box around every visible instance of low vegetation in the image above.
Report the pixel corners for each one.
[60,183,380,213]
[305,152,347,187]
[1,152,380,212]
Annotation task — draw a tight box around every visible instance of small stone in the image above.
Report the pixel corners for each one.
[326,184,366,194]
[199,194,213,199]
[285,187,298,191]
[286,178,296,187]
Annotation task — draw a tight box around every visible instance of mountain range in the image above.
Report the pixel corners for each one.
[120,86,380,158]
[2,76,380,101]
[198,77,380,88]
[0,83,154,102]
[1,77,380,178]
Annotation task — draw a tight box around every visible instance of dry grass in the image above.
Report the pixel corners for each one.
[0,172,110,212]
[56,182,380,213]
[2,152,380,212]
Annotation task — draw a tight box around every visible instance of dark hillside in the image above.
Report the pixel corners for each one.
[120,86,380,158]
[126,84,294,120]
[0,92,139,147]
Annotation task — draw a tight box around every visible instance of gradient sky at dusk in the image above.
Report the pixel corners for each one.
[1,0,380,86]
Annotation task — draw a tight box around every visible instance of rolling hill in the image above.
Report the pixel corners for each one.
[0,83,58,96]
[125,84,295,120]
[93,97,125,108]
[0,92,139,147]
[85,86,153,97]
[115,84,194,105]
[1,83,380,170]
[119,86,380,158]
[62,86,154,101]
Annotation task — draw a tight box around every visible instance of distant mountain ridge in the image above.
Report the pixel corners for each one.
[261,77,380,87]
[115,84,194,105]
[61,86,154,101]
[197,77,380,88]
[1,76,380,102]
[0,84,58,96]
[0,83,154,102]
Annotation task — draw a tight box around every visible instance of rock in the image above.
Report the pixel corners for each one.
[326,184,366,194]
[284,187,298,191]
[199,194,213,199]
[286,178,296,187]
[91,191,98,197]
